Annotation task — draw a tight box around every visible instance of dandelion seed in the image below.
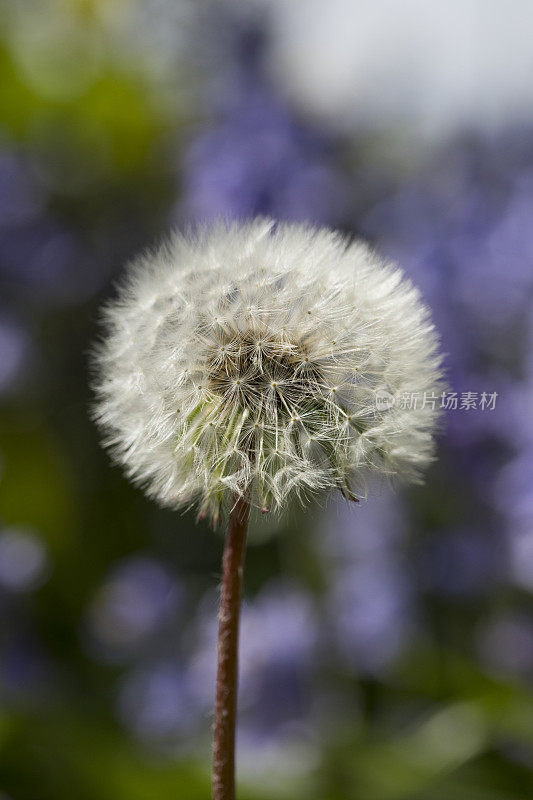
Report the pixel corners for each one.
[92,218,444,527]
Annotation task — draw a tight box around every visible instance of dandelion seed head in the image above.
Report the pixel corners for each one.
[92,219,444,525]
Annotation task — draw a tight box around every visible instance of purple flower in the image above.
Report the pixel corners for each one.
[477,614,533,678]
[118,661,201,751]
[188,581,319,740]
[419,528,503,597]
[0,527,50,593]
[319,491,414,674]
[359,131,533,597]
[0,152,43,228]
[85,556,182,662]
[0,315,31,394]
[179,79,350,226]
[329,561,413,674]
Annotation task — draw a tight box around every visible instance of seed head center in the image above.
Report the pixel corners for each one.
[205,331,321,410]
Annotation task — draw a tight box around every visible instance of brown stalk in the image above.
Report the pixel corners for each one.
[212,491,251,800]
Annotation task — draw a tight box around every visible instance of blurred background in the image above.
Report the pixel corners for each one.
[1,1,533,798]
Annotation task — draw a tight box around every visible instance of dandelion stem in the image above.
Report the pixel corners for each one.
[213,491,250,800]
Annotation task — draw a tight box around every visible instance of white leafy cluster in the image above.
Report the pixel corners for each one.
[93,219,444,525]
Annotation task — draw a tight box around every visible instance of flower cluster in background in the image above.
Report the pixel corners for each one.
[0,2,532,799]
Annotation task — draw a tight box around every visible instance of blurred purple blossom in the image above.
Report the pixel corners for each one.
[115,578,320,765]
[85,556,182,663]
[319,491,415,674]
[0,220,99,304]
[329,562,412,674]
[360,137,533,373]
[0,315,31,394]
[177,22,351,228]
[184,582,319,743]
[179,82,350,225]
[238,582,318,730]
[0,527,50,594]
[0,634,50,702]
[360,131,533,596]
[419,528,504,597]
[0,152,43,228]
[0,140,114,308]
[477,614,533,679]
[118,661,201,751]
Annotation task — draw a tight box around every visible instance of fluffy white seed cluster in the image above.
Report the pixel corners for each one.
[93,219,444,525]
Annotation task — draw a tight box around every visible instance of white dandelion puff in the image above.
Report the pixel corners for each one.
[92,218,444,526]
